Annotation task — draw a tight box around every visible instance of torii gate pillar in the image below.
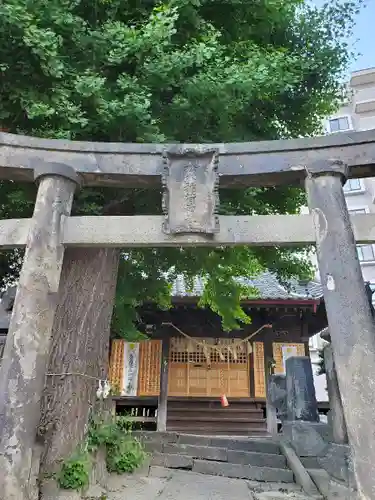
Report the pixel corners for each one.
[305,160,375,499]
[0,163,79,500]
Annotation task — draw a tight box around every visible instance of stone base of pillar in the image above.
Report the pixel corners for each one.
[282,420,358,499]
[328,478,358,500]
[282,421,331,457]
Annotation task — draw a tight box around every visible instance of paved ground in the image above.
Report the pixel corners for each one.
[105,470,311,500]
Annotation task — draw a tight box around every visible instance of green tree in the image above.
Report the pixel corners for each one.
[0,0,361,329]
[0,0,362,493]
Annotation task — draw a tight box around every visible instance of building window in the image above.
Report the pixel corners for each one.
[329,116,350,133]
[349,208,367,214]
[357,245,375,262]
[350,210,373,262]
[344,178,363,193]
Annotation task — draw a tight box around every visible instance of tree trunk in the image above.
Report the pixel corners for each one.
[39,247,120,488]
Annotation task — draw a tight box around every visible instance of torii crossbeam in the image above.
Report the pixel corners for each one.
[0,130,375,500]
[1,129,375,187]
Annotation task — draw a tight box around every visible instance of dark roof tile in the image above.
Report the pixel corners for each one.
[171,271,323,301]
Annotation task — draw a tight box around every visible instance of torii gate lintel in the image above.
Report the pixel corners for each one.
[1,129,375,188]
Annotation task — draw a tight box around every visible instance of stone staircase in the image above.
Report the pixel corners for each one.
[134,432,298,485]
[166,399,267,436]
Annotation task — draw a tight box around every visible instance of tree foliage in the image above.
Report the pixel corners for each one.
[0,0,362,332]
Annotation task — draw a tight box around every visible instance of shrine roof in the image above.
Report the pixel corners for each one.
[0,272,323,332]
[171,271,323,302]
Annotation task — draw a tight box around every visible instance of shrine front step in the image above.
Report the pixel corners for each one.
[135,432,295,484]
[134,431,280,453]
[166,428,269,437]
[149,456,293,483]
[153,445,288,469]
[166,399,267,436]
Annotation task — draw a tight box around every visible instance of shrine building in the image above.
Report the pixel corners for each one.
[108,272,327,435]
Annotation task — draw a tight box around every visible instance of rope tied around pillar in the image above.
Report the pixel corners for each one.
[45,372,111,399]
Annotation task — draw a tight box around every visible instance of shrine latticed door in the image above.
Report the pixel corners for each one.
[168,337,250,397]
[109,338,268,398]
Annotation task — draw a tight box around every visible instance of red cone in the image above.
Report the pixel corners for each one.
[220,394,229,407]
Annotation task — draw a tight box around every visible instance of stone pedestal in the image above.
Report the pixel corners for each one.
[266,374,287,436]
[283,421,329,457]
[267,374,287,418]
[286,356,319,422]
[318,443,355,487]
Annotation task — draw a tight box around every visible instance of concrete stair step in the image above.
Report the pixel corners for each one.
[168,415,266,423]
[142,440,164,453]
[246,480,303,499]
[177,434,277,452]
[168,421,267,431]
[135,431,281,455]
[252,492,313,499]
[133,430,178,444]
[151,452,194,469]
[168,428,269,436]
[150,454,293,483]
[192,459,294,483]
[169,414,265,421]
[247,479,303,494]
[300,457,321,469]
[308,468,331,498]
[148,467,303,494]
[208,436,281,455]
[149,466,304,495]
[169,407,262,414]
[162,443,287,469]
[227,450,287,469]
[167,398,261,406]
[162,444,227,462]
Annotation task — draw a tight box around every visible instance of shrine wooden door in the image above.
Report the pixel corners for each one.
[168,337,250,397]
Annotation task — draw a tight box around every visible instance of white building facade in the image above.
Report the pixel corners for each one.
[309,67,375,402]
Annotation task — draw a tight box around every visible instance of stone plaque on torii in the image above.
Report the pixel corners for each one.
[0,130,375,499]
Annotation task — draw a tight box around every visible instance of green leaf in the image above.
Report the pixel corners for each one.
[0,0,362,330]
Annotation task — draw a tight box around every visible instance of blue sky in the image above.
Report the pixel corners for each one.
[313,0,374,73]
[347,0,374,71]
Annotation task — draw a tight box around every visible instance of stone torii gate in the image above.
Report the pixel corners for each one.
[1,131,375,499]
